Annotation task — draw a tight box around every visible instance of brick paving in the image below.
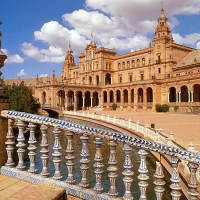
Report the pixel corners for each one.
[0,174,79,200]
[92,110,200,152]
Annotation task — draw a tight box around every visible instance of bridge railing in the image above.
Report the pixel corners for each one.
[1,110,200,200]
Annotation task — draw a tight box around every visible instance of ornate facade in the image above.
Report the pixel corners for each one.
[5,8,200,112]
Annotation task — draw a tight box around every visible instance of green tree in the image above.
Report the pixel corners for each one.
[4,82,40,114]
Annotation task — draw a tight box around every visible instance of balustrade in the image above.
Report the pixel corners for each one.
[1,110,200,200]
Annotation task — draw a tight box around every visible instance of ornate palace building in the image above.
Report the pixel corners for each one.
[5,8,200,112]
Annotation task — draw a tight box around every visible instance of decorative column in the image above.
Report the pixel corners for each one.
[40,125,50,177]
[65,131,75,184]
[154,161,165,200]
[128,91,131,111]
[52,126,62,180]
[168,93,170,103]
[120,91,124,110]
[187,162,199,199]
[65,95,68,109]
[176,92,178,102]
[16,120,26,170]
[82,96,85,110]
[79,134,90,188]
[122,144,134,200]
[5,119,15,168]
[111,76,113,84]
[170,157,181,200]
[90,96,93,107]
[188,92,191,102]
[178,92,181,102]
[98,96,101,107]
[191,91,194,102]
[28,123,37,173]
[74,95,77,111]
[107,140,118,197]
[93,138,104,194]
[138,149,149,200]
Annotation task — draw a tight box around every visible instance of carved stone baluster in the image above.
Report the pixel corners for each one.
[137,149,149,200]
[153,161,165,200]
[122,144,134,200]
[107,140,118,197]
[65,131,75,184]
[170,157,181,200]
[40,125,50,177]
[79,134,90,188]
[93,137,104,194]
[28,123,37,173]
[16,120,26,170]
[5,119,15,167]
[52,126,62,180]
[187,162,199,200]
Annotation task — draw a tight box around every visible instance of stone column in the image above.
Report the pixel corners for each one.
[65,95,68,110]
[179,92,181,102]
[120,91,124,110]
[98,96,100,107]
[128,91,131,111]
[168,93,170,103]
[191,91,194,102]
[188,92,191,102]
[90,97,93,107]
[0,99,9,167]
[176,92,178,102]
[111,77,113,84]
[82,96,85,110]
[74,95,77,111]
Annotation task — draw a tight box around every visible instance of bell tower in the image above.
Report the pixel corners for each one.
[62,44,75,81]
[153,6,173,45]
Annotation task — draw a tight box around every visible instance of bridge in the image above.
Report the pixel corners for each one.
[40,104,63,117]
[0,110,200,200]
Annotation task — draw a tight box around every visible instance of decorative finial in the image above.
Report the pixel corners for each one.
[161,1,163,9]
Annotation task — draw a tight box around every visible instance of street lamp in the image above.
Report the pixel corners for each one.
[0,21,8,97]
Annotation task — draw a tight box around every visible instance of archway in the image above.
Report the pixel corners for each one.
[96,75,100,85]
[58,90,65,107]
[138,88,143,102]
[103,91,107,103]
[93,92,99,106]
[181,86,188,102]
[116,90,121,103]
[105,73,111,85]
[169,87,176,102]
[77,91,83,110]
[42,91,46,105]
[124,89,128,103]
[85,91,91,108]
[110,91,114,103]
[67,90,74,110]
[193,84,200,102]
[147,87,153,102]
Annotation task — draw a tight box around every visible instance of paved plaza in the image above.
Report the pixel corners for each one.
[92,110,200,152]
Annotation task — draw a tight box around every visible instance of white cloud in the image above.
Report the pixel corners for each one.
[1,49,24,63]
[17,69,27,76]
[172,33,200,46]
[196,42,200,49]
[21,0,200,62]
[21,42,65,63]
[40,74,48,77]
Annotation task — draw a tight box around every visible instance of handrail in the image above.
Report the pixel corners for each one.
[1,110,199,199]
[1,110,199,164]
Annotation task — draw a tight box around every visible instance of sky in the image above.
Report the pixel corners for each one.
[0,0,200,79]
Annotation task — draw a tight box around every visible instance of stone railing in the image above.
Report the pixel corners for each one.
[1,110,200,200]
[63,110,175,148]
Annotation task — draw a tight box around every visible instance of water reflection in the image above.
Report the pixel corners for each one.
[13,117,186,199]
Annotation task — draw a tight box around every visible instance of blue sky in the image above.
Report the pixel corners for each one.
[1,0,200,79]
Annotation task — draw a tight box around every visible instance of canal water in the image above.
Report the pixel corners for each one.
[14,117,187,199]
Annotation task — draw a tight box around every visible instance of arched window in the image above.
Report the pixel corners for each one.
[127,61,130,68]
[118,63,121,69]
[142,58,145,66]
[132,60,135,67]
[137,59,140,66]
[122,62,125,69]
